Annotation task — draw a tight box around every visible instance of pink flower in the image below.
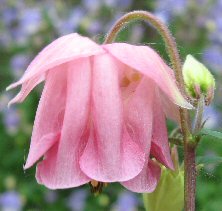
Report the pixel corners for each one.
[7,33,192,192]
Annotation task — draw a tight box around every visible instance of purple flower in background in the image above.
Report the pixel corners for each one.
[113,191,138,211]
[118,0,133,8]
[2,7,19,26]
[67,189,88,211]
[154,11,170,24]
[155,0,187,23]
[44,190,58,204]
[3,107,20,134]
[0,94,20,134]
[156,0,187,14]
[56,7,85,35]
[10,54,30,79]
[202,1,222,49]
[3,6,42,45]
[208,17,222,45]
[104,0,117,7]
[0,94,11,111]
[88,20,102,35]
[0,191,23,211]
[104,0,132,8]
[209,0,222,19]
[82,0,101,12]
[202,46,222,73]
[0,6,19,46]
[203,106,221,129]
[10,27,28,45]
[0,32,11,48]
[20,8,42,35]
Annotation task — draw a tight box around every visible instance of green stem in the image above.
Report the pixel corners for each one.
[104,11,195,211]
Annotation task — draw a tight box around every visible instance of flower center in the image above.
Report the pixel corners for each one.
[89,180,107,194]
[120,72,142,87]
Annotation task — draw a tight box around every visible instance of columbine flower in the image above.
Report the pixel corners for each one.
[7,33,191,192]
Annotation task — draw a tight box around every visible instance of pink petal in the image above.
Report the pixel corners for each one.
[150,89,174,169]
[125,77,154,152]
[8,75,44,107]
[121,78,161,193]
[7,33,104,105]
[159,89,180,123]
[104,43,193,109]
[24,65,68,169]
[80,54,145,182]
[36,58,91,189]
[121,160,161,193]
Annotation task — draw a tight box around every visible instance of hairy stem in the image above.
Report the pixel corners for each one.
[104,10,195,211]
[184,143,196,211]
[105,11,184,93]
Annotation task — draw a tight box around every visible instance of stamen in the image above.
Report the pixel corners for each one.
[120,76,130,87]
[131,72,141,82]
[89,180,108,194]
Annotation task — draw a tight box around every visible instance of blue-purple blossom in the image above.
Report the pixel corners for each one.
[207,18,222,45]
[10,54,30,79]
[0,191,23,211]
[118,0,133,8]
[3,107,20,134]
[67,189,88,211]
[202,46,222,73]
[104,0,132,8]
[1,4,42,45]
[20,8,42,35]
[203,106,221,129]
[2,7,19,26]
[0,94,20,134]
[44,190,58,204]
[82,0,101,12]
[56,7,85,35]
[113,191,139,211]
[154,0,187,23]
[88,20,102,35]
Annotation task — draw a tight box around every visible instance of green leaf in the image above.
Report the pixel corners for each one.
[197,156,222,165]
[199,128,222,140]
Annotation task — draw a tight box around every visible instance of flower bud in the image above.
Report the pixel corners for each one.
[143,167,184,211]
[182,55,215,105]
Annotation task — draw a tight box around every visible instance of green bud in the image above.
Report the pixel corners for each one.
[182,55,215,105]
[143,167,184,211]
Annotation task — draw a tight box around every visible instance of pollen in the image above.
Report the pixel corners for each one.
[120,76,131,87]
[131,72,141,82]
[89,180,108,194]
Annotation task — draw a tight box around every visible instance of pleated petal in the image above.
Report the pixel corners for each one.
[80,54,145,182]
[150,89,174,169]
[121,160,161,193]
[104,43,193,109]
[125,77,154,152]
[7,33,104,105]
[159,90,180,123]
[24,65,68,169]
[121,78,162,192]
[36,58,91,189]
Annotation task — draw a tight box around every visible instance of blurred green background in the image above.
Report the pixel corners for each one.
[0,0,222,210]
